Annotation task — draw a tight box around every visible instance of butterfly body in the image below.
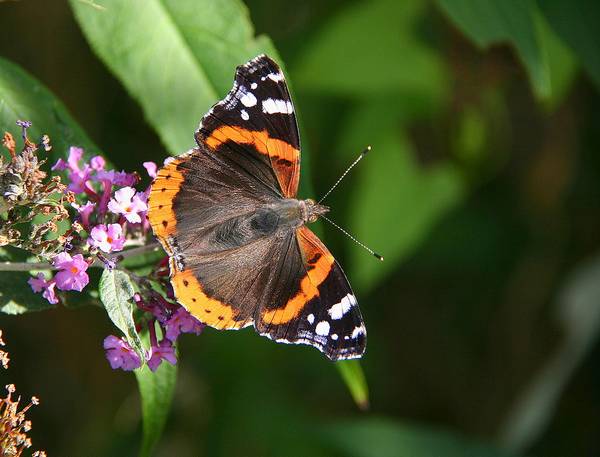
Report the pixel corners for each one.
[148,55,366,360]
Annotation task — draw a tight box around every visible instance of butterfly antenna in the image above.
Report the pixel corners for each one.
[318,146,371,204]
[321,214,384,261]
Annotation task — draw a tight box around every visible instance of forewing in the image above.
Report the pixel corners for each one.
[148,147,283,329]
[256,226,366,361]
[196,55,301,198]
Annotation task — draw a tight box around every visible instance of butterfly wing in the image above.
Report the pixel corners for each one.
[149,146,286,330]
[148,54,366,359]
[256,226,366,360]
[195,55,301,198]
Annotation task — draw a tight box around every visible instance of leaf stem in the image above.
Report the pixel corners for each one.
[0,242,163,271]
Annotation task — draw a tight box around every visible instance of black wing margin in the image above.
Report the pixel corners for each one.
[256,226,367,361]
[195,55,301,198]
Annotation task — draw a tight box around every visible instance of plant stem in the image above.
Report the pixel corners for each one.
[0,242,163,271]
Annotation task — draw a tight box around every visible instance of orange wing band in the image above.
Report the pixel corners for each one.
[261,227,334,325]
[147,159,184,253]
[148,155,249,330]
[205,126,299,197]
[170,261,246,330]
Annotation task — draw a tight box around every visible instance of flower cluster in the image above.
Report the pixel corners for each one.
[104,289,204,372]
[47,142,203,372]
[2,121,206,374]
[0,330,46,457]
[24,136,152,305]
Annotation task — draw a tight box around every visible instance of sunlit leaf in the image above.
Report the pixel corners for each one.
[336,360,369,410]
[99,268,144,356]
[69,0,279,155]
[436,0,551,98]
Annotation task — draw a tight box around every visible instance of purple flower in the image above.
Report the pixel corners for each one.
[52,146,84,172]
[90,155,106,171]
[52,147,95,194]
[147,339,177,372]
[51,158,68,171]
[89,223,125,253]
[28,273,47,293]
[143,161,157,179]
[95,170,137,187]
[68,166,93,194]
[134,293,168,323]
[28,273,58,305]
[108,187,148,223]
[42,282,58,304]
[53,252,89,292]
[72,201,96,229]
[164,308,204,341]
[103,336,142,371]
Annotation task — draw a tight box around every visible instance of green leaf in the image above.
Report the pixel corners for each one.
[0,56,99,162]
[134,359,177,457]
[436,0,551,98]
[69,0,279,156]
[99,268,144,356]
[534,10,578,111]
[335,360,369,410]
[293,0,447,109]
[320,417,521,457]
[119,247,166,276]
[536,0,600,91]
[0,272,55,314]
[339,102,464,293]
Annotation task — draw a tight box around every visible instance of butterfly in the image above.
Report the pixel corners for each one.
[147,55,366,360]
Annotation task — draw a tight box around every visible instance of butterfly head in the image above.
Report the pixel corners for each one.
[301,198,329,224]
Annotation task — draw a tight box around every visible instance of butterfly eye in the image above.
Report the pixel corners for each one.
[308,214,318,223]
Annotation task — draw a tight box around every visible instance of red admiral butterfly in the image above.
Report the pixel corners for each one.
[148,55,366,360]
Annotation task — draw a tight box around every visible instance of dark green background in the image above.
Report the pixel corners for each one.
[1,0,599,456]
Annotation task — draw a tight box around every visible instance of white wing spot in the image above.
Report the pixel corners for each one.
[240,92,257,107]
[315,321,330,336]
[328,293,356,320]
[262,98,294,114]
[307,313,315,325]
[240,109,249,121]
[351,325,365,339]
[251,82,258,89]
[331,334,338,340]
[267,72,285,82]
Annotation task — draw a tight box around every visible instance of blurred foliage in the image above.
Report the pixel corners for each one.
[537,0,600,90]
[319,417,519,457]
[0,272,53,314]
[135,348,177,457]
[1,0,600,455]
[294,0,447,108]
[437,0,550,98]
[0,57,99,163]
